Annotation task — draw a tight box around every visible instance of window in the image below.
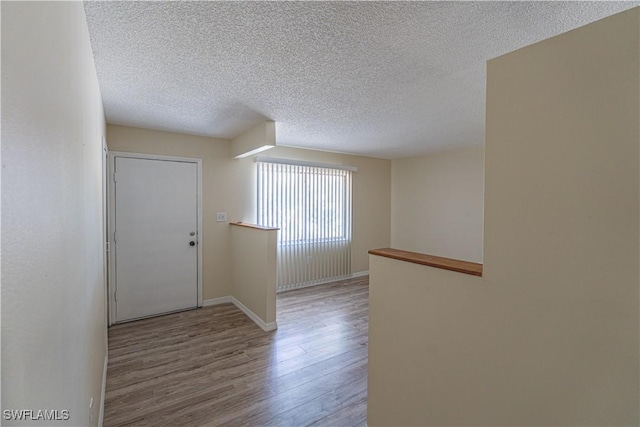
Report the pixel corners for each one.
[257,158,354,290]
[258,162,351,244]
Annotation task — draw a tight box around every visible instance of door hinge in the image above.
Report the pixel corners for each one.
[113,232,116,243]
[114,291,117,301]
[105,241,110,252]
[113,173,117,183]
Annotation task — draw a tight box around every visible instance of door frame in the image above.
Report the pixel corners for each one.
[102,138,110,330]
[108,151,203,325]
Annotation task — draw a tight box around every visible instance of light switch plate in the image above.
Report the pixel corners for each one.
[216,212,227,222]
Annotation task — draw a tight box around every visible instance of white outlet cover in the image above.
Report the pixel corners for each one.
[216,212,227,222]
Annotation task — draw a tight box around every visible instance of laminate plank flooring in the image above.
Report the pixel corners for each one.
[104,276,369,427]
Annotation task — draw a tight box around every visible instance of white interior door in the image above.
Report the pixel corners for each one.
[114,156,199,322]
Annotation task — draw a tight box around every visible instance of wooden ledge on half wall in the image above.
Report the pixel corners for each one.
[230,222,279,231]
[368,248,483,277]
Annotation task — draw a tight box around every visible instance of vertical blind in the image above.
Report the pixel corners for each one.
[257,159,353,291]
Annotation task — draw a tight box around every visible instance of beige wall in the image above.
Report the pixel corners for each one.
[107,125,391,299]
[2,2,108,426]
[369,8,639,426]
[230,225,277,328]
[391,145,484,262]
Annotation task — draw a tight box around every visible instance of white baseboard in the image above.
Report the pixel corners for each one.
[277,270,370,293]
[98,353,108,427]
[203,296,276,332]
[202,296,232,306]
[231,297,277,332]
[351,270,370,278]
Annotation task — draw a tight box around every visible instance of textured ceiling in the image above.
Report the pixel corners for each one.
[84,1,638,159]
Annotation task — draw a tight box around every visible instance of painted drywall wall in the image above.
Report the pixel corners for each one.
[230,225,277,328]
[368,8,639,426]
[391,145,484,262]
[2,2,108,426]
[107,125,391,299]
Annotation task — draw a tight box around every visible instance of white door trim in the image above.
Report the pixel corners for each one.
[108,151,204,324]
[103,139,111,328]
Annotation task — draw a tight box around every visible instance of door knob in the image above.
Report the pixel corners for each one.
[189,241,196,246]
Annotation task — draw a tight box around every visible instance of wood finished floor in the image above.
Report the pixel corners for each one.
[104,276,369,427]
